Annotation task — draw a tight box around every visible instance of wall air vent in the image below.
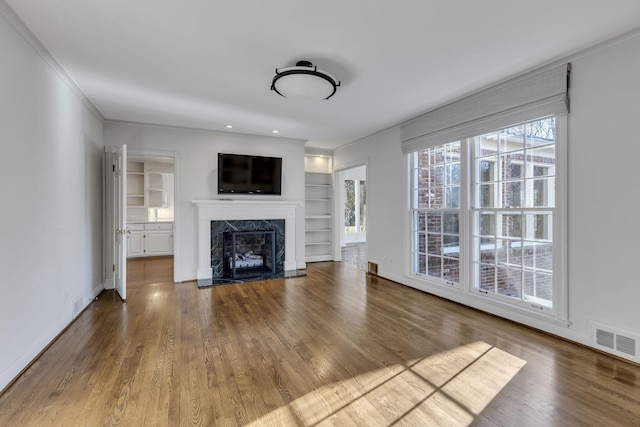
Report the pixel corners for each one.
[590,322,639,363]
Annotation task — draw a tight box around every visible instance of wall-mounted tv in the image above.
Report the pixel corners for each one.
[218,153,282,195]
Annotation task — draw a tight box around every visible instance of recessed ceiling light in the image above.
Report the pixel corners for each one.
[225,125,233,129]
[272,130,279,134]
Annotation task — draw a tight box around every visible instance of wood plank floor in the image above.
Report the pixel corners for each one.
[1,258,639,426]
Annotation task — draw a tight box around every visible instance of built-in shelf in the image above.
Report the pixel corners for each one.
[126,162,169,208]
[305,172,333,263]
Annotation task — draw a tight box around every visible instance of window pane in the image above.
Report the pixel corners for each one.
[524,271,553,302]
[415,211,427,232]
[533,165,549,177]
[502,214,522,238]
[359,180,366,232]
[443,213,459,234]
[344,180,355,228]
[535,243,553,271]
[504,267,523,298]
[478,263,496,292]
[500,124,525,153]
[417,232,426,253]
[431,166,444,208]
[419,189,432,209]
[444,235,460,258]
[528,147,555,174]
[503,181,523,208]
[524,213,552,240]
[532,177,555,208]
[417,151,430,168]
[428,233,442,255]
[523,241,553,269]
[415,254,427,274]
[427,213,441,232]
[446,186,460,208]
[479,212,496,237]
[525,117,556,147]
[479,159,496,182]
[478,184,495,207]
[478,133,500,155]
[478,237,496,264]
[428,256,442,278]
[445,142,461,162]
[509,163,523,180]
[430,146,445,165]
[496,239,522,266]
[443,257,460,281]
[501,153,524,181]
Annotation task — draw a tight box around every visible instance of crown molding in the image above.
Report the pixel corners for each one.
[0,1,104,122]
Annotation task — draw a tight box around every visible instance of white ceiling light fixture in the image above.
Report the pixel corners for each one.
[271,60,340,100]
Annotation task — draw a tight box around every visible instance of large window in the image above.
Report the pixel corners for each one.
[410,117,563,315]
[410,142,461,284]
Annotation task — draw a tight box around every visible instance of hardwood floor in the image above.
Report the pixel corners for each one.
[1,258,639,426]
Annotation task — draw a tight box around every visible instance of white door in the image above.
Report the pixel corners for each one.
[114,144,128,300]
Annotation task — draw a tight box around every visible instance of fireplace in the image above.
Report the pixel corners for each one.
[193,200,305,286]
[223,230,276,279]
[211,219,284,279]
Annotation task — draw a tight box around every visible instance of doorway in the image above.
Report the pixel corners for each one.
[337,165,367,270]
[125,154,176,284]
[105,147,179,297]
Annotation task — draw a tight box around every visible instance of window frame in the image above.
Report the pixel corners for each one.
[407,116,567,321]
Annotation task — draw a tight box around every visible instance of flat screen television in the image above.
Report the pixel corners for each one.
[218,153,282,195]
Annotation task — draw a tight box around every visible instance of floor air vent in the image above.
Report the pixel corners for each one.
[591,322,639,362]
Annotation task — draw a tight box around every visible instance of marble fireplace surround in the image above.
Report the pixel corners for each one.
[192,200,300,280]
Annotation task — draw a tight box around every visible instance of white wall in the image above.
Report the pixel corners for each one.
[103,122,307,281]
[0,11,104,390]
[334,33,640,351]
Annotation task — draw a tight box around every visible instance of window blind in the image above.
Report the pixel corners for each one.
[400,63,570,154]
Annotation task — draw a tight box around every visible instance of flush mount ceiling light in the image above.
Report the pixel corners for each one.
[271,60,340,100]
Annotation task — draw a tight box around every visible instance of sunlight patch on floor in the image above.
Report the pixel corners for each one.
[247,341,526,426]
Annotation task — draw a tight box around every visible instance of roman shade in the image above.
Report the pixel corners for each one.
[400,63,571,154]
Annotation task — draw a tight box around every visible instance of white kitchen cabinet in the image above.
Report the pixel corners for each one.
[127,222,173,257]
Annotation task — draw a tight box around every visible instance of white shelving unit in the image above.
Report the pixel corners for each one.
[126,161,168,208]
[126,161,145,207]
[305,172,333,262]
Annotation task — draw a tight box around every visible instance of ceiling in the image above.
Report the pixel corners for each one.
[5,1,640,149]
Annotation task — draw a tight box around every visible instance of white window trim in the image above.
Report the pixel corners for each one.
[406,116,568,322]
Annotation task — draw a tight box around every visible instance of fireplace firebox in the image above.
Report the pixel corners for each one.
[223,230,276,279]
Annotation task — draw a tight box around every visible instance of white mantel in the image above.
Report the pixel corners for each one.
[192,199,302,280]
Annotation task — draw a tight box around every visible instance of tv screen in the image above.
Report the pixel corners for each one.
[218,153,282,195]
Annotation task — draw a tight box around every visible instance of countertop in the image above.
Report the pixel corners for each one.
[128,219,174,224]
